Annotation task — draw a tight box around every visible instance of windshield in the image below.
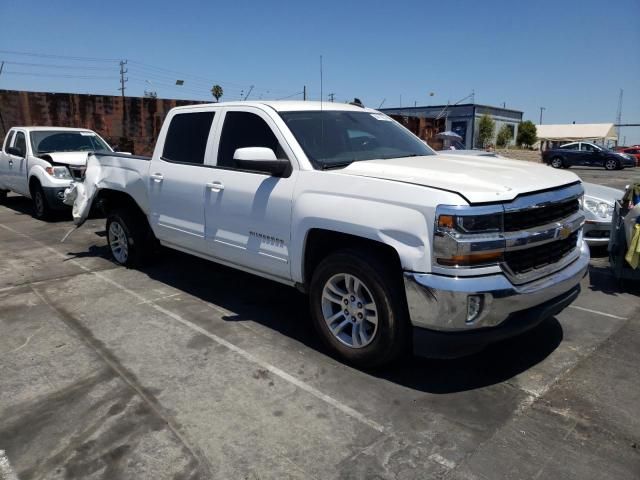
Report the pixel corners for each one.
[279,111,435,169]
[30,130,112,154]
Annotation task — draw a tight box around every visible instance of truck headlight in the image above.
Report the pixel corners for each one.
[582,198,613,219]
[437,213,502,233]
[434,210,504,267]
[45,166,72,179]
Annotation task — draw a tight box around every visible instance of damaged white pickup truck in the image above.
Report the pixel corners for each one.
[0,127,114,219]
[67,102,589,367]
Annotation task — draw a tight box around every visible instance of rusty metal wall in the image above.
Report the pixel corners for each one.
[0,90,204,155]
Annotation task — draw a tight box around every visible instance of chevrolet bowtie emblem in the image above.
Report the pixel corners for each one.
[558,226,572,240]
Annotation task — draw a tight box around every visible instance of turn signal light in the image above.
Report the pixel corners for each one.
[437,251,503,267]
[437,215,455,229]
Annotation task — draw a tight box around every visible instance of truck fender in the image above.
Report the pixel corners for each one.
[291,192,432,283]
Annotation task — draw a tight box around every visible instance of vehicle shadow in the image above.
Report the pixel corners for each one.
[121,248,565,394]
[1,195,72,223]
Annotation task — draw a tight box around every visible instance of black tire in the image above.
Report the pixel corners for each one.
[309,249,410,368]
[0,190,7,202]
[31,183,51,220]
[550,157,564,169]
[106,208,155,267]
[604,158,619,171]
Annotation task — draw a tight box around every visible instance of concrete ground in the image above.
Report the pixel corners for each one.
[1,166,639,480]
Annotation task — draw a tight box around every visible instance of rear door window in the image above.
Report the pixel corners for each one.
[560,143,578,150]
[162,111,215,165]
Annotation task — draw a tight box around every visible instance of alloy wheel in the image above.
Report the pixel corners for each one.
[108,221,129,264]
[321,273,378,348]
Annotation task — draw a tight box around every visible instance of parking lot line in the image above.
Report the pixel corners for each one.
[0,222,387,435]
[568,305,627,320]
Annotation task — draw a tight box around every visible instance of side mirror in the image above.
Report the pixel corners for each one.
[233,147,289,177]
[7,147,24,157]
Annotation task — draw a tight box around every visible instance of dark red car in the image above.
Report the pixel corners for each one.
[615,146,640,166]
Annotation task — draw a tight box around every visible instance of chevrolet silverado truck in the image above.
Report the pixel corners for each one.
[0,126,114,219]
[67,102,590,367]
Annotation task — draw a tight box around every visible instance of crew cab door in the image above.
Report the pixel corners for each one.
[148,110,217,254]
[11,131,30,195]
[5,130,28,193]
[204,108,296,281]
[0,130,16,190]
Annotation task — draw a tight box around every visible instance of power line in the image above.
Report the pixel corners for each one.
[2,71,115,80]
[276,91,304,100]
[1,61,114,71]
[0,49,296,100]
[0,49,119,62]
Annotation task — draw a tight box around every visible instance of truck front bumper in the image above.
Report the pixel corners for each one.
[42,186,71,210]
[404,240,590,357]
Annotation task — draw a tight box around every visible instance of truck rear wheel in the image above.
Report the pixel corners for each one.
[106,209,154,267]
[309,249,409,368]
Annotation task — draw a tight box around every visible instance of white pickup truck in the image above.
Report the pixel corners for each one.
[68,101,589,367]
[0,126,114,219]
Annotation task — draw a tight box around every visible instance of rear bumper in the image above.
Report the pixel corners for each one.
[404,239,589,357]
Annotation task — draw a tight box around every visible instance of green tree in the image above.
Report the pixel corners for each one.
[496,124,514,147]
[211,84,223,102]
[477,114,495,148]
[516,120,538,148]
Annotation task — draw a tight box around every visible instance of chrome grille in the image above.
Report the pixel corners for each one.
[68,166,86,181]
[504,198,579,232]
[504,231,579,275]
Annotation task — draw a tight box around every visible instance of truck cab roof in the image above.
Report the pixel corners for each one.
[171,100,375,113]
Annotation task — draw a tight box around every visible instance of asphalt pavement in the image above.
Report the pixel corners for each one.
[0,166,639,480]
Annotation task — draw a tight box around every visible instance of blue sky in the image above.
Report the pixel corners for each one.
[1,0,639,143]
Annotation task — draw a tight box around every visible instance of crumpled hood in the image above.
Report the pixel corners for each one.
[39,151,91,166]
[340,154,581,203]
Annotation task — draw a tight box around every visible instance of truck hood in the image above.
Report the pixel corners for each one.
[38,151,91,166]
[340,154,581,203]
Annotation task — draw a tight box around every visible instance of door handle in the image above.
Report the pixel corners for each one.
[205,181,224,192]
[150,173,164,183]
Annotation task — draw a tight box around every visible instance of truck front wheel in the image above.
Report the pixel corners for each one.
[309,249,409,368]
[106,209,154,267]
[31,183,51,220]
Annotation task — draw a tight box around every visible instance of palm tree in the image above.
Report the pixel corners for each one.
[211,85,223,102]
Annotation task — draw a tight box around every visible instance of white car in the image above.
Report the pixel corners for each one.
[67,101,589,367]
[0,127,113,219]
[581,182,623,246]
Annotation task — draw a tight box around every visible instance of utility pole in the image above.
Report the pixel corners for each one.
[615,89,623,145]
[119,60,128,97]
[328,93,335,102]
[303,85,306,100]
[0,61,6,136]
[539,107,546,125]
[119,60,128,145]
